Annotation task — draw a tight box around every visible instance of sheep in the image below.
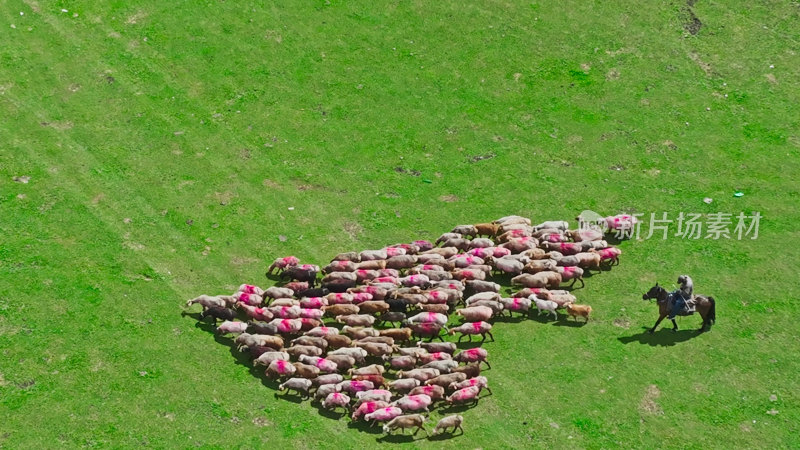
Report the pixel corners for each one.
[322,334,352,350]
[359,249,388,261]
[511,272,562,289]
[349,285,389,300]
[355,342,395,358]
[453,347,490,369]
[253,351,290,367]
[336,314,376,328]
[200,306,236,323]
[389,378,421,394]
[417,341,457,354]
[418,361,455,374]
[328,347,368,364]
[246,321,279,335]
[358,301,390,315]
[500,237,539,254]
[565,302,592,322]
[555,266,585,288]
[215,320,248,335]
[263,286,295,301]
[352,374,388,389]
[313,374,344,388]
[267,256,300,274]
[185,294,228,310]
[451,254,484,269]
[341,326,379,339]
[266,359,296,379]
[421,246,459,258]
[336,379,375,395]
[357,260,387,271]
[449,376,492,394]
[467,300,504,315]
[597,247,622,265]
[531,295,559,321]
[446,386,481,405]
[235,333,284,351]
[490,257,525,275]
[425,372,466,389]
[351,401,390,421]
[292,362,321,379]
[267,305,301,319]
[322,392,351,412]
[236,303,274,322]
[385,355,417,370]
[386,255,418,270]
[493,215,531,226]
[465,292,501,304]
[604,214,638,232]
[522,259,557,274]
[567,228,605,242]
[314,384,338,402]
[405,312,449,326]
[391,395,433,413]
[424,288,461,305]
[298,355,338,374]
[430,280,465,291]
[499,297,532,317]
[377,312,407,328]
[396,368,440,382]
[455,305,494,322]
[448,322,494,342]
[305,325,339,337]
[451,268,486,281]
[268,318,303,334]
[453,363,482,379]
[324,354,356,371]
[355,269,380,284]
[465,280,501,293]
[364,407,403,427]
[396,347,429,358]
[384,246,407,257]
[322,304,360,317]
[549,293,578,308]
[278,377,312,398]
[451,225,478,238]
[578,240,608,251]
[285,345,323,359]
[355,389,393,405]
[378,327,413,343]
[418,351,453,365]
[433,415,464,435]
[534,220,569,231]
[332,251,360,262]
[419,304,450,314]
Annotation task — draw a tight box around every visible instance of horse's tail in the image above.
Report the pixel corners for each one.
[707,297,716,325]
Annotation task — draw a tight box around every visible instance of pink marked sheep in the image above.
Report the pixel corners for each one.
[254,351,290,367]
[446,386,481,405]
[449,376,492,394]
[364,407,403,427]
[453,347,490,369]
[409,384,446,401]
[555,266,585,288]
[267,256,300,274]
[448,321,494,342]
[322,392,351,412]
[266,359,296,379]
[216,320,248,335]
[455,305,494,322]
[391,394,433,412]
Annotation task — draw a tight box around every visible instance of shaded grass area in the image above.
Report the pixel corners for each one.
[1,0,799,447]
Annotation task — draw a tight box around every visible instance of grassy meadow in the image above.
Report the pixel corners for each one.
[1,0,799,447]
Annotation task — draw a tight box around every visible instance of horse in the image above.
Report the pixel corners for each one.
[641,283,716,333]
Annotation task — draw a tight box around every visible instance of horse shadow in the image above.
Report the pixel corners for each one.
[617,327,700,347]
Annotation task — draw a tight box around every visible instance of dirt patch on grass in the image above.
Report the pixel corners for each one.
[343,221,363,239]
[91,193,105,205]
[613,318,631,328]
[439,195,459,202]
[605,69,620,81]
[688,51,713,76]
[468,153,496,163]
[640,384,663,415]
[263,179,281,188]
[240,148,251,160]
[40,121,73,130]
[394,167,421,176]
[215,191,235,206]
[765,74,778,85]
[681,0,703,36]
[231,257,259,266]
[252,417,272,427]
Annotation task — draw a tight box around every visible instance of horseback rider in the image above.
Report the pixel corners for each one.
[668,275,694,320]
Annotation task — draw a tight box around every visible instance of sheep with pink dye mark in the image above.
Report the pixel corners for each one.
[236,284,265,296]
[305,326,339,338]
[322,392,351,412]
[453,347,491,369]
[236,302,273,321]
[399,274,430,288]
[556,266,585,288]
[254,351,290,367]
[355,389,393,405]
[337,379,375,395]
[298,355,339,374]
[268,318,303,334]
[351,400,390,421]
[267,256,299,274]
[235,292,263,306]
[596,247,622,265]
[446,386,481,405]
[409,384,446,401]
[499,297,532,317]
[448,321,494,342]
[391,394,433,412]
[263,286,294,301]
[364,406,403,426]
[449,376,492,394]
[266,359,296,379]
[405,312,449,327]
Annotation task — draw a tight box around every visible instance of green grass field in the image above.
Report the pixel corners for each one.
[2,0,799,447]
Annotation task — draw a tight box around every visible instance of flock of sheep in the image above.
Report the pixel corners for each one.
[185,214,626,437]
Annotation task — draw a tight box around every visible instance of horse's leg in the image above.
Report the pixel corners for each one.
[649,313,667,333]
[670,319,678,331]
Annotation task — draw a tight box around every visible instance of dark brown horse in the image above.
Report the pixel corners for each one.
[642,284,716,333]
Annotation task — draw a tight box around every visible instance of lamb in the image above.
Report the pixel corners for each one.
[565,302,592,322]
[453,347,490,368]
[531,295,559,321]
[278,377,312,398]
[267,256,300,274]
[448,322,494,342]
[322,392,351,412]
[449,376,492,394]
[433,415,464,435]
[555,266,585,288]
[216,320,248,335]
[391,395,433,413]
[455,305,494,322]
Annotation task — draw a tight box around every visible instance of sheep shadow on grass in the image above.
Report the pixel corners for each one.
[617,327,699,347]
[377,433,428,444]
[348,420,384,435]
[316,406,347,421]
[273,391,305,404]
[428,429,464,441]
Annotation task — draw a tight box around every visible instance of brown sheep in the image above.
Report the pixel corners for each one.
[293,362,321,379]
[322,304,360,317]
[323,334,352,349]
[565,302,592,322]
[358,301,390,315]
[379,328,413,343]
[419,304,450,314]
[474,222,500,237]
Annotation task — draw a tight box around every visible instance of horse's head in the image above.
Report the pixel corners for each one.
[642,283,665,301]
